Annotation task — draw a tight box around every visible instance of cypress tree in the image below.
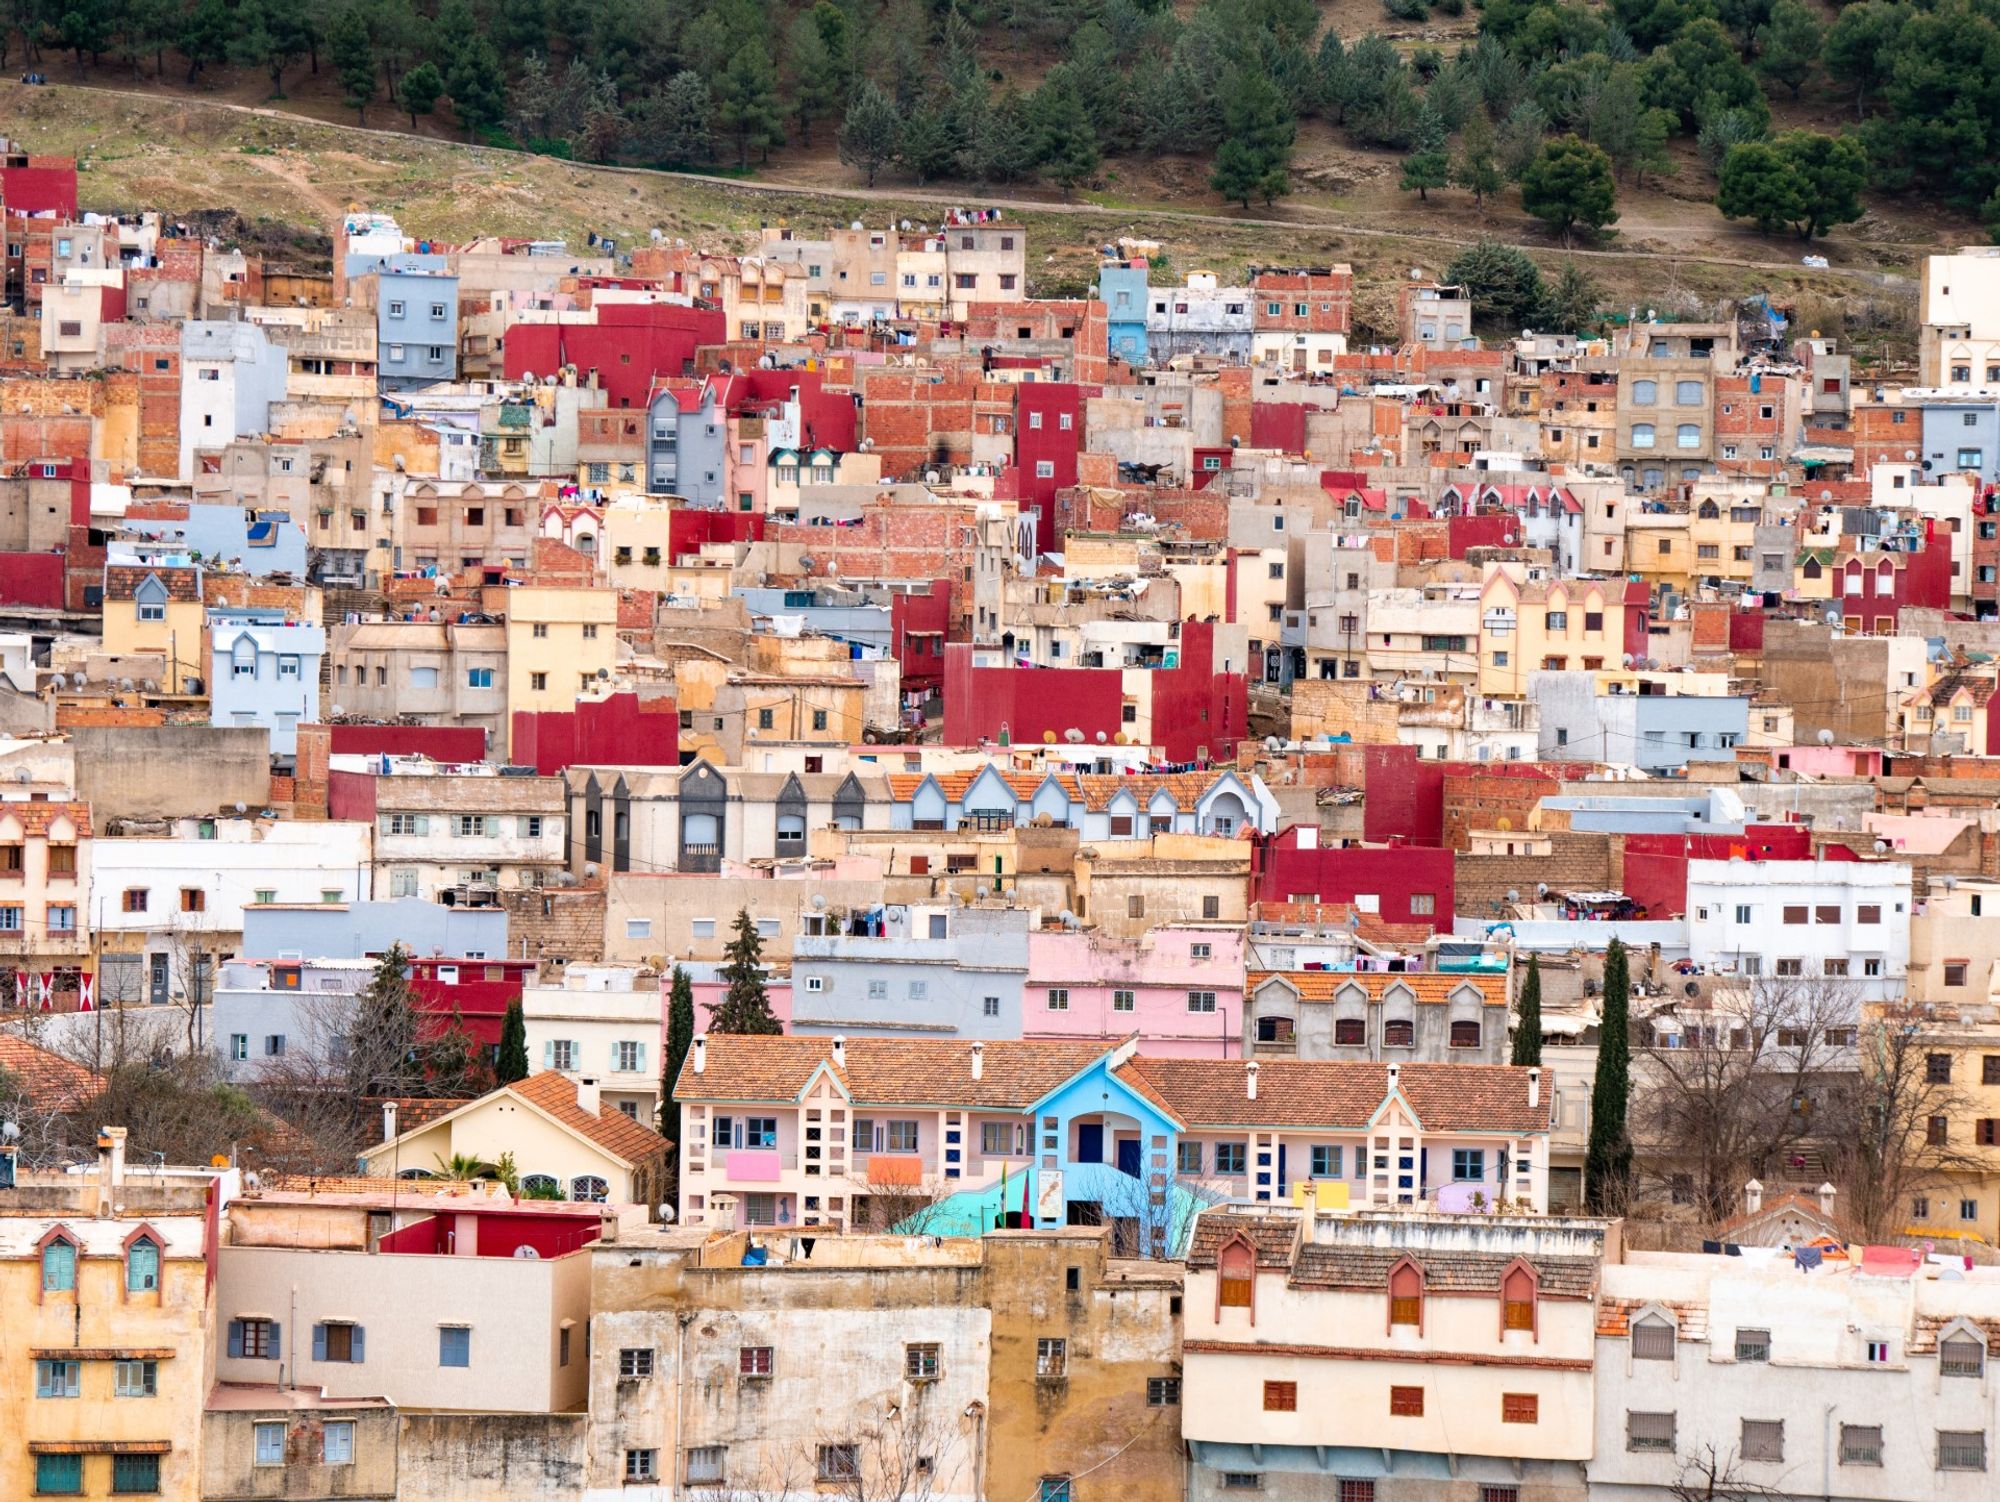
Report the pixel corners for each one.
[1511,953,1543,1067]
[1585,938,1633,1212]
[496,998,529,1084]
[662,965,695,1144]
[710,911,782,1034]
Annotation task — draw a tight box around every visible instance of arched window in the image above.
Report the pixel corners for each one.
[1630,423,1656,450]
[1389,1260,1424,1330]
[571,1175,610,1203]
[1502,1264,1537,1334]
[520,1174,563,1200]
[126,1236,160,1294]
[1218,1239,1255,1315]
[41,1235,76,1293]
[1631,380,1658,405]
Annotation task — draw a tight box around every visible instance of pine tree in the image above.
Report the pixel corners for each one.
[899,93,958,186]
[662,965,695,1143]
[401,59,443,128]
[331,6,375,122]
[1209,64,1294,207]
[716,41,785,166]
[1031,78,1101,199]
[1452,111,1504,208]
[1585,938,1633,1213]
[346,944,419,1104]
[784,11,837,140]
[1511,954,1543,1067]
[497,998,529,1083]
[838,79,902,186]
[710,911,782,1034]
[635,72,714,166]
[445,33,506,138]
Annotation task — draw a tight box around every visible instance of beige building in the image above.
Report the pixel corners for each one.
[504,585,621,733]
[200,1385,398,1501]
[1075,833,1251,939]
[1919,247,2000,389]
[397,480,538,571]
[329,621,509,744]
[1182,1207,1607,1502]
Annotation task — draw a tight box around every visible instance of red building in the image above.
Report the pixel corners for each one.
[502,303,726,410]
[668,507,765,561]
[1835,525,1952,633]
[1013,382,1084,549]
[407,955,536,1057]
[1620,824,1815,918]
[890,580,954,699]
[329,724,487,762]
[510,691,681,775]
[0,148,79,218]
[1253,826,1456,934]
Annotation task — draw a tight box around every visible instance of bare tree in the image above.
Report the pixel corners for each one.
[163,913,223,1054]
[1822,1004,1986,1243]
[1093,1167,1224,1260]
[809,1394,968,1502]
[1668,1442,1787,1501]
[1632,974,1861,1226]
[857,1173,962,1235]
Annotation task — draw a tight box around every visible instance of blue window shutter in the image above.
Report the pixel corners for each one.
[270,1322,281,1362]
[312,1324,327,1362]
[227,1320,243,1358]
[351,1326,366,1363]
[636,1042,648,1073]
[543,1041,553,1068]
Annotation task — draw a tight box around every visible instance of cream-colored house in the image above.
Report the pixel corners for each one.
[359,1072,670,1208]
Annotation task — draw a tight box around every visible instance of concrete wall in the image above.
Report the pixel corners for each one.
[397,1413,585,1502]
[73,725,272,830]
[200,1401,399,1500]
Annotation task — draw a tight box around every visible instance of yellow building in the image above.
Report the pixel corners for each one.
[1623,509,1693,593]
[1899,665,1998,754]
[1867,1004,2000,1243]
[1477,567,1634,699]
[101,562,204,686]
[502,584,620,732]
[599,496,674,593]
[3,1132,212,1502]
[1686,491,1765,590]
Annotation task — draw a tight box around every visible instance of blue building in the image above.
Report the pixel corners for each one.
[1098,259,1150,367]
[1919,397,2000,483]
[207,606,326,757]
[127,503,306,577]
[646,384,728,500]
[241,897,508,960]
[368,262,459,389]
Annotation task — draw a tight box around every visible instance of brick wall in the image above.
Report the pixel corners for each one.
[1455,831,1620,915]
[1439,767,1564,850]
[501,884,608,975]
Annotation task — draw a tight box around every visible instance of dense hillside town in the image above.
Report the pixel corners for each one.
[6,138,2000,1502]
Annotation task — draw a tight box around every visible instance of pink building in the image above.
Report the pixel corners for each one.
[682,976,796,1034]
[1025,926,1245,1057]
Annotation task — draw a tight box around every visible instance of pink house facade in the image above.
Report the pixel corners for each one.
[1024,926,1246,1057]
[682,976,797,1034]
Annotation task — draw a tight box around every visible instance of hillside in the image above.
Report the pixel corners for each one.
[3,79,1923,340]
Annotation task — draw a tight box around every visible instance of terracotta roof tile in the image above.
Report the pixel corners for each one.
[1119,1058,1551,1134]
[0,1034,101,1111]
[0,801,88,838]
[511,1071,672,1162]
[1187,1211,1300,1269]
[676,1035,1110,1109]
[1291,1245,1597,1298]
[104,564,200,602]
[1248,970,1508,1006]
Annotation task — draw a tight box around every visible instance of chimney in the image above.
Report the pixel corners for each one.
[576,1076,602,1116]
[1527,1068,1542,1110]
[1386,1062,1400,1092]
[1818,1180,1837,1218]
[1246,1061,1260,1101]
[832,1035,847,1071]
[95,1127,127,1219]
[970,1041,985,1081]
[382,1100,399,1142]
[692,1034,707,1075]
[1743,1178,1764,1215]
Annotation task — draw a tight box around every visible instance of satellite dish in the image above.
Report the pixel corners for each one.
[1,1120,19,1141]
[1817,728,1834,746]
[235,801,247,813]
[242,1169,260,1190]
[1095,731,1107,744]
[583,863,599,879]
[330,704,344,718]
[811,893,827,909]
[513,1245,541,1259]
[658,1202,677,1223]
[1505,890,1520,904]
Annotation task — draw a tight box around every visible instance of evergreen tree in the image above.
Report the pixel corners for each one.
[784,11,837,140]
[1717,130,1866,242]
[716,41,785,166]
[1755,0,1820,100]
[837,79,902,186]
[1032,77,1101,199]
[1822,0,1903,120]
[1520,132,1618,245]
[1452,110,1504,207]
[445,33,506,137]
[1585,938,1633,1213]
[496,998,529,1084]
[401,59,443,127]
[635,71,714,166]
[662,965,695,1143]
[1543,258,1603,335]
[1209,64,1294,207]
[1496,98,1549,181]
[899,93,958,186]
[1511,954,1543,1067]
[331,6,376,122]
[1445,237,1547,329]
[180,0,233,82]
[1398,103,1449,202]
[346,945,419,1104]
[710,911,782,1034]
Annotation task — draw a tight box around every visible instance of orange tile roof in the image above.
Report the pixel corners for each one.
[0,800,88,837]
[675,1035,1111,1109]
[104,564,199,602]
[1248,970,1508,1006]
[0,1034,102,1111]
[1119,1058,1551,1134]
[511,1071,672,1162]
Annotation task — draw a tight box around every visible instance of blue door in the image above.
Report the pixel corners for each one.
[1077,1123,1104,1164]
[1277,1143,1288,1196]
[1117,1138,1141,1177]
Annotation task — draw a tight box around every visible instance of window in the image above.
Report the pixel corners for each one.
[1735,1329,1770,1363]
[1929,1053,1954,1084]
[1310,1144,1341,1178]
[315,1321,361,1363]
[1841,1425,1883,1465]
[1929,1116,1950,1146]
[686,1446,727,1485]
[1390,1262,1422,1327]
[1676,424,1700,449]
[1263,1379,1298,1411]
[112,1455,160,1494]
[616,1040,645,1073]
[1390,1385,1424,1417]
[1047,988,1069,1011]
[1188,990,1217,1014]
[439,1326,470,1367]
[1631,423,1655,449]
[1037,1338,1067,1377]
[1865,1339,1892,1363]
[1335,1018,1366,1046]
[625,1449,659,1482]
[1742,1420,1784,1463]
[127,1235,160,1292]
[1502,1393,1538,1424]
[1942,1335,1985,1377]
[1178,1140,1203,1174]
[36,1358,80,1397]
[42,1238,76,1291]
[1147,1376,1181,1406]
[324,1421,355,1465]
[1109,988,1135,1013]
[1632,1316,1675,1360]
[1452,1148,1487,1181]
[1628,1411,1677,1453]
[35,1455,82,1495]
[115,1359,158,1396]
[619,1347,655,1379]
[1039,1480,1072,1502]
[984,995,1001,1018]
[903,1342,941,1381]
[1384,1019,1414,1047]
[815,1444,862,1486]
[1449,1019,1481,1049]
[1939,1432,1987,1472]
[1338,1485,1375,1502]
[1214,1142,1247,1175]
[740,1345,774,1377]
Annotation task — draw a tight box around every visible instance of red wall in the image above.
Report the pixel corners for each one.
[1620,824,1815,918]
[1250,402,1308,455]
[503,304,726,410]
[891,581,953,695]
[329,725,488,762]
[1446,514,1519,557]
[1728,610,1765,652]
[740,369,858,451]
[669,508,765,560]
[1361,745,1445,846]
[510,691,681,775]
[326,769,378,822]
[1255,837,1457,933]
[1015,383,1083,550]
[377,1209,602,1258]
[0,551,63,608]
[2,163,79,217]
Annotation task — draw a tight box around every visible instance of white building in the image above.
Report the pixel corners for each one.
[1919,246,2000,389]
[523,966,665,1124]
[1686,857,1912,1003]
[178,321,287,481]
[1591,1248,2000,1502]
